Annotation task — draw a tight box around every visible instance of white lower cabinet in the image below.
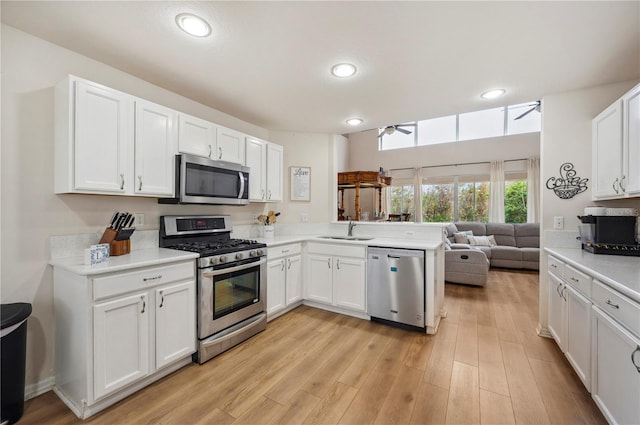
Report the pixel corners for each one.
[591,306,640,425]
[305,243,366,314]
[53,259,196,419]
[548,272,567,351]
[267,244,302,319]
[565,284,591,389]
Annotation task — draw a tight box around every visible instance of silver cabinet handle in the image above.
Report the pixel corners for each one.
[556,282,563,297]
[159,290,164,308]
[138,175,143,191]
[327,258,331,268]
[287,258,291,270]
[208,144,212,158]
[143,275,162,282]
[561,286,567,301]
[605,299,620,309]
[120,173,125,190]
[218,146,222,159]
[613,178,620,194]
[632,346,640,373]
[281,259,284,271]
[261,189,265,200]
[620,175,627,192]
[336,258,340,270]
[140,295,146,314]
[268,190,271,200]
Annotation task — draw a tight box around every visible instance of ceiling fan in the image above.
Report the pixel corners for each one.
[514,100,541,120]
[378,124,414,138]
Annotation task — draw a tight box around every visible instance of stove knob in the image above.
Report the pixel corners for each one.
[209,257,218,266]
[256,249,264,256]
[219,255,228,263]
[249,250,256,257]
[236,253,243,260]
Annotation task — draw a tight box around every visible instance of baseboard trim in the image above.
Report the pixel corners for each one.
[25,376,55,401]
[536,323,552,338]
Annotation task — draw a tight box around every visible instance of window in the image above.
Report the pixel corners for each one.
[505,179,527,223]
[457,179,489,222]
[421,182,454,222]
[379,102,540,151]
[390,185,414,215]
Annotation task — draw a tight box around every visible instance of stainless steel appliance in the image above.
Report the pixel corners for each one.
[160,215,267,363]
[159,153,249,205]
[367,246,426,332]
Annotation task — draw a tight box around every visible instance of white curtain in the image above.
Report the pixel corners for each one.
[489,160,505,222]
[527,157,541,223]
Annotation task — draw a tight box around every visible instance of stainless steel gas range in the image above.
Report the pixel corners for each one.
[160,215,267,364]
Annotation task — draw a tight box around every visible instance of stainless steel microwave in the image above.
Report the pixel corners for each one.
[159,154,249,205]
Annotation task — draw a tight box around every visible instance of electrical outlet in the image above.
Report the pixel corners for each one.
[134,213,144,227]
[299,212,309,223]
[553,216,564,229]
[406,231,415,236]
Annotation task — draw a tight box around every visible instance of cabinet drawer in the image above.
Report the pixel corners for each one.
[268,243,301,260]
[93,261,195,300]
[307,242,366,258]
[592,279,640,336]
[547,256,565,278]
[565,265,591,297]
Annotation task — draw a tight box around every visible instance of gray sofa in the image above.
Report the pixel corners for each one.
[444,222,540,286]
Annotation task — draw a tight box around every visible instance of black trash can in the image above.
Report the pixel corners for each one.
[1,303,32,425]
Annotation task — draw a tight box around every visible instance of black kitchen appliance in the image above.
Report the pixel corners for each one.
[578,215,640,256]
[160,215,267,363]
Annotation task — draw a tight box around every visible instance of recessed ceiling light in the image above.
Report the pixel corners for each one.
[480,89,506,99]
[176,13,211,37]
[346,118,363,126]
[331,63,357,78]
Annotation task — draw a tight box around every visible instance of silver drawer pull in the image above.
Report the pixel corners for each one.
[282,249,290,253]
[632,346,640,373]
[550,263,557,268]
[570,277,579,282]
[143,275,163,282]
[605,299,619,309]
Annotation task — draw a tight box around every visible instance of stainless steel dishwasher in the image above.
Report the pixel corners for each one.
[367,246,426,331]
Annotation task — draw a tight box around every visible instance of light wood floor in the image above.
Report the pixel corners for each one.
[21,270,606,424]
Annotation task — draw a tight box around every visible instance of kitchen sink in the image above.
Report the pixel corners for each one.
[318,236,374,241]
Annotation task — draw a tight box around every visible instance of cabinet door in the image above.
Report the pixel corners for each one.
[134,100,177,196]
[306,254,333,304]
[246,137,267,201]
[286,255,302,305]
[623,85,640,196]
[266,143,283,202]
[591,306,640,425]
[216,126,245,164]
[74,80,130,193]
[93,292,149,399]
[178,113,216,158]
[267,259,286,316]
[155,281,196,370]
[548,273,567,352]
[592,101,623,199]
[565,285,591,390]
[334,257,366,312]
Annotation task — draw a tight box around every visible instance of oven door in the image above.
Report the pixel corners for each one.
[198,257,266,339]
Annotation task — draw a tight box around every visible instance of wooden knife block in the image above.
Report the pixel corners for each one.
[99,227,131,256]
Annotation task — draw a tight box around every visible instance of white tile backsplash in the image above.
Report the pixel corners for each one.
[50,230,158,260]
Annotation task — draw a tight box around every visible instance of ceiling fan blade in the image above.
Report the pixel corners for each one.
[514,106,535,120]
[395,127,412,134]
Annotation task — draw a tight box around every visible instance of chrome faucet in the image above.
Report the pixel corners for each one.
[348,220,357,237]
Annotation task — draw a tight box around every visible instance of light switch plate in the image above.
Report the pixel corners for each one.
[553,216,564,229]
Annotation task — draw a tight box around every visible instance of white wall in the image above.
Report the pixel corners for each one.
[0,24,335,392]
[538,80,640,333]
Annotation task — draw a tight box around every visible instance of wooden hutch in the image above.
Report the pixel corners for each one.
[338,171,391,221]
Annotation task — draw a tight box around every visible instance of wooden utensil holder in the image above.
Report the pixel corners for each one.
[99,227,131,256]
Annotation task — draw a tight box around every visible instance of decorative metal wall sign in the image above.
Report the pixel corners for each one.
[546,162,588,199]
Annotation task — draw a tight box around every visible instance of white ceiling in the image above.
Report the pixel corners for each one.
[2,1,639,135]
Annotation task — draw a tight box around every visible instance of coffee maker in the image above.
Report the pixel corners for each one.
[578,214,639,256]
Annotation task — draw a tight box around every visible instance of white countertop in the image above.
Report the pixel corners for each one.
[49,248,199,276]
[258,235,443,251]
[545,247,640,303]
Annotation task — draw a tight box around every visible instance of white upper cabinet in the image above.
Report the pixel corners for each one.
[177,113,216,159]
[55,75,176,197]
[592,83,640,200]
[134,100,177,196]
[266,143,284,202]
[245,137,283,203]
[216,126,245,164]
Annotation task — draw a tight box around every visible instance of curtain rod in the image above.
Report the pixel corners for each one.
[390,157,534,172]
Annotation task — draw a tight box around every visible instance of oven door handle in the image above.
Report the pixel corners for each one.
[201,259,264,278]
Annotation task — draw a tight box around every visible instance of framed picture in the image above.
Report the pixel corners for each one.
[290,166,311,201]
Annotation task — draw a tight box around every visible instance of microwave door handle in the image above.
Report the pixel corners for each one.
[238,172,245,199]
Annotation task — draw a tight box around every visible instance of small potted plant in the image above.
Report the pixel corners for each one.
[257,211,280,239]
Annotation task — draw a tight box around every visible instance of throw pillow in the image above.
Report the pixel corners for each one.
[453,230,473,244]
[445,223,458,237]
[468,235,497,247]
